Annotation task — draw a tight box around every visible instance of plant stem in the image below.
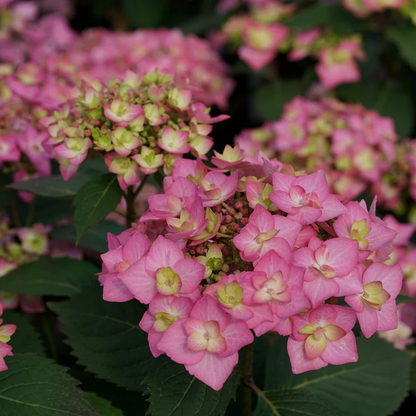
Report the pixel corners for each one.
[124,176,149,227]
[125,187,135,228]
[242,342,255,416]
[133,175,149,198]
[41,314,58,362]
[244,379,280,416]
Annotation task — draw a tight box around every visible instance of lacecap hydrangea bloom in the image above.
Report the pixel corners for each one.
[99,145,402,390]
[41,69,229,187]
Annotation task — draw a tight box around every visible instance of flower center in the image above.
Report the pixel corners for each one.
[362,281,390,310]
[156,267,182,295]
[350,219,371,250]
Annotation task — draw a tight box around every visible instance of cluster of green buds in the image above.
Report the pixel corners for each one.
[42,69,229,189]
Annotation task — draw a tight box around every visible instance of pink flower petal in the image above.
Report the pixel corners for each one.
[321,332,358,365]
[287,338,327,374]
[157,319,205,365]
[185,351,239,391]
[145,236,184,276]
[118,257,157,304]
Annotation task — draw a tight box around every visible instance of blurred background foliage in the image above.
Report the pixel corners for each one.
[68,0,416,146]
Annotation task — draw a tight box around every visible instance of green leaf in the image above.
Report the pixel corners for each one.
[254,81,304,121]
[143,356,241,416]
[74,174,123,243]
[2,311,45,355]
[285,4,367,34]
[0,354,98,415]
[0,258,98,296]
[397,294,416,304]
[48,284,153,392]
[70,370,149,416]
[121,0,167,28]
[386,25,416,69]
[84,393,123,416]
[51,221,124,253]
[8,174,91,198]
[261,335,411,416]
[411,358,416,394]
[256,388,341,416]
[30,197,75,225]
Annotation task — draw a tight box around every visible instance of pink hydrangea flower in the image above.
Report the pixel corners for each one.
[240,251,310,336]
[288,304,358,374]
[0,134,20,163]
[199,171,238,207]
[238,21,289,71]
[233,204,300,263]
[269,171,347,225]
[333,200,397,260]
[104,153,141,190]
[316,40,364,89]
[118,236,204,304]
[145,178,198,220]
[165,197,208,248]
[342,263,402,338]
[157,295,254,390]
[288,29,322,61]
[383,215,415,247]
[104,100,143,124]
[293,236,359,307]
[139,294,194,357]
[99,231,151,302]
[158,127,190,155]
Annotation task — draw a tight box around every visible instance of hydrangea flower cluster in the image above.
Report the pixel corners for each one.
[378,215,416,349]
[0,0,75,65]
[215,0,365,89]
[1,0,233,110]
[99,146,402,390]
[0,215,82,312]
[235,97,416,213]
[41,69,229,187]
[45,28,234,109]
[0,63,62,197]
[343,0,416,23]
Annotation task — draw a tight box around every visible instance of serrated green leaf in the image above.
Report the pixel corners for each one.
[254,81,303,121]
[0,258,98,296]
[70,369,149,416]
[0,354,98,415]
[397,294,416,304]
[260,335,411,416]
[84,393,123,416]
[51,221,124,253]
[386,25,416,70]
[2,310,45,355]
[8,174,91,198]
[256,388,342,416]
[143,355,241,416]
[49,284,153,392]
[74,173,123,243]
